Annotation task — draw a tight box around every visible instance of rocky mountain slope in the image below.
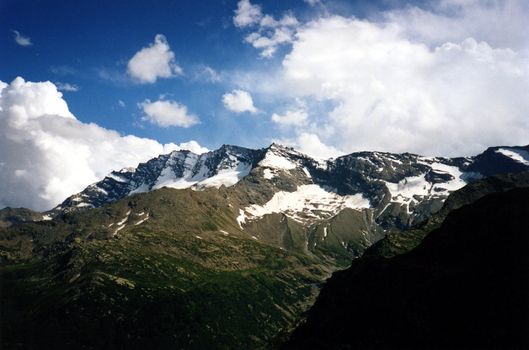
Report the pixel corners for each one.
[0,188,334,349]
[285,175,529,349]
[52,145,264,213]
[8,143,526,265]
[0,207,48,228]
[1,143,528,349]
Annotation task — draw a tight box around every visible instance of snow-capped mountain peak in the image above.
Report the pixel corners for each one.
[52,143,529,230]
[53,145,262,212]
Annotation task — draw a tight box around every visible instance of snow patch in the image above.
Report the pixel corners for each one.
[263,168,275,179]
[428,162,467,192]
[259,152,296,170]
[116,210,131,226]
[153,153,200,190]
[75,202,93,208]
[314,159,328,170]
[385,162,467,211]
[88,185,108,195]
[130,183,150,194]
[113,224,126,235]
[385,175,432,204]
[111,209,132,234]
[376,202,391,218]
[107,172,129,183]
[244,184,370,223]
[152,152,252,190]
[197,162,252,188]
[237,209,246,229]
[496,148,529,166]
[134,214,149,226]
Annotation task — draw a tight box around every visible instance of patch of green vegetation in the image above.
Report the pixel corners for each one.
[0,185,371,349]
[1,201,329,349]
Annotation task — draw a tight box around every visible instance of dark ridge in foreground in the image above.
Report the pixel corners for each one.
[285,187,529,350]
[365,172,529,259]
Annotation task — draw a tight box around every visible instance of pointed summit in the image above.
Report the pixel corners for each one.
[258,143,315,172]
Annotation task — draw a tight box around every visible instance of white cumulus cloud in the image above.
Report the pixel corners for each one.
[12,30,32,46]
[0,77,205,210]
[194,65,222,83]
[245,26,296,58]
[234,0,300,58]
[304,0,322,7]
[234,0,262,27]
[173,140,209,155]
[271,108,308,126]
[222,89,258,114]
[295,133,343,159]
[140,99,200,128]
[274,132,343,159]
[280,15,529,156]
[127,34,182,83]
[238,0,529,157]
[55,82,79,92]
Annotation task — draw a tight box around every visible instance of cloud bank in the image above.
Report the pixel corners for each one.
[237,0,529,157]
[0,77,205,210]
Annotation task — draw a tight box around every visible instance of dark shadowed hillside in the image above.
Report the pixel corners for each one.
[286,187,529,350]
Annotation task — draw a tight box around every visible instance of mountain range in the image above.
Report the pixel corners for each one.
[1,143,528,349]
[52,142,529,236]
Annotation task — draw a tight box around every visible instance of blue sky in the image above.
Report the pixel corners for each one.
[1,0,529,209]
[0,0,428,150]
[2,0,266,149]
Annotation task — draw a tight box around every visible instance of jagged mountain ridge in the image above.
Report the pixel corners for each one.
[53,143,529,231]
[54,145,263,212]
[0,207,47,228]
